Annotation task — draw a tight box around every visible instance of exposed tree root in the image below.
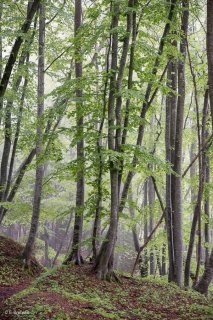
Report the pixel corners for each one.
[63,254,84,266]
[96,269,122,283]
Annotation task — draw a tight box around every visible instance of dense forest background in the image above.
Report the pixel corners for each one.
[0,0,213,295]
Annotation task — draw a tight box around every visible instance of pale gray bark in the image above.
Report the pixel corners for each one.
[184,91,209,287]
[22,3,45,266]
[148,177,155,275]
[204,154,210,267]
[165,56,177,282]
[207,0,213,129]
[94,1,120,280]
[141,181,149,277]
[173,0,189,286]
[64,0,84,265]
[129,191,140,253]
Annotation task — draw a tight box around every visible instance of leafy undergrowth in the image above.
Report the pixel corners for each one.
[0,234,43,297]
[1,264,213,320]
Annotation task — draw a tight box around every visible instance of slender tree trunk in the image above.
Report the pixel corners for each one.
[202,126,210,273]
[161,243,166,276]
[204,154,210,267]
[165,55,177,282]
[121,0,137,148]
[116,0,134,194]
[187,44,208,285]
[206,3,213,282]
[92,42,111,261]
[207,0,213,129]
[64,0,84,265]
[172,0,189,287]
[184,90,208,287]
[22,3,45,267]
[155,247,162,275]
[190,143,196,203]
[148,176,155,275]
[141,181,149,277]
[44,224,50,268]
[0,105,12,205]
[129,192,140,253]
[92,195,102,260]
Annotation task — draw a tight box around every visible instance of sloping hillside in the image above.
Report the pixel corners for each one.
[1,263,212,320]
[0,234,43,304]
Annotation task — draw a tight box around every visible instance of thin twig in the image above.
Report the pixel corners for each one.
[182,133,213,178]
[44,47,71,73]
[45,0,66,25]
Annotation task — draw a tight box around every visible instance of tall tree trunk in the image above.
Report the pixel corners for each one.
[165,55,177,282]
[0,104,12,206]
[204,154,210,267]
[115,0,134,194]
[141,181,149,277]
[187,44,208,285]
[206,3,213,283]
[92,42,111,261]
[94,1,120,280]
[207,0,213,129]
[161,243,166,276]
[22,3,45,267]
[148,176,155,275]
[172,0,189,287]
[190,143,197,204]
[194,249,213,295]
[64,0,84,265]
[184,90,209,287]
[129,192,140,253]
[43,224,50,268]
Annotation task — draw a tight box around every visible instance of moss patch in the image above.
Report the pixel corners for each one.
[1,264,212,320]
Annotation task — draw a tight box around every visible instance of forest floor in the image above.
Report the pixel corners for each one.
[0,235,213,320]
[0,235,43,309]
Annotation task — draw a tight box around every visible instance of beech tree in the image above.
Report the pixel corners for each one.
[22,2,45,267]
[64,0,85,265]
